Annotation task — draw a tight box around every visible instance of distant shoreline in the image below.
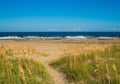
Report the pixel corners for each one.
[0,36,119,40]
[0,32,120,40]
[0,39,120,45]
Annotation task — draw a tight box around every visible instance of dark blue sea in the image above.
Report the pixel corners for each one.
[0,32,120,40]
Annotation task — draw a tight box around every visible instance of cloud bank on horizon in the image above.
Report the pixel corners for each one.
[0,0,120,32]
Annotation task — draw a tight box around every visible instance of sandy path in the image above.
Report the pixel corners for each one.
[39,56,68,84]
[34,43,68,84]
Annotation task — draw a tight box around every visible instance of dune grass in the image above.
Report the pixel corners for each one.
[50,45,120,84]
[0,44,53,84]
[39,52,50,57]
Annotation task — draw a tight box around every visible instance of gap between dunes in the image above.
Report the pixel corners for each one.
[35,43,69,84]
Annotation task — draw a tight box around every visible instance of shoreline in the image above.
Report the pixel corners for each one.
[0,36,119,40]
[0,39,120,44]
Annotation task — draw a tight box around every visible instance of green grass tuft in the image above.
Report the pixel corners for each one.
[0,45,53,84]
[0,57,52,84]
[50,45,120,84]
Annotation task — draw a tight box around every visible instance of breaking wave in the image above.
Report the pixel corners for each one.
[0,36,119,40]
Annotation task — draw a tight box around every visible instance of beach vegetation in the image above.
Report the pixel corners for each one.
[50,44,120,84]
[0,44,53,84]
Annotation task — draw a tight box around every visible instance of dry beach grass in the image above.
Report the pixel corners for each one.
[0,40,120,84]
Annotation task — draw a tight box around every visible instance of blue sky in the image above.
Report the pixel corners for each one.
[0,0,120,32]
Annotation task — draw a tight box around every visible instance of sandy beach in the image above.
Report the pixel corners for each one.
[0,40,120,84]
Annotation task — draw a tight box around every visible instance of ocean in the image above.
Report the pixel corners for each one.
[0,32,120,40]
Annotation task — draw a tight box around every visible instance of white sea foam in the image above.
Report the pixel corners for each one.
[65,36,88,40]
[0,36,119,40]
[24,36,63,40]
[96,37,119,40]
[0,36,23,40]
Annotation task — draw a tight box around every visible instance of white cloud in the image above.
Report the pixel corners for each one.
[72,27,81,31]
[65,27,82,31]
[47,28,61,31]
[112,27,120,31]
